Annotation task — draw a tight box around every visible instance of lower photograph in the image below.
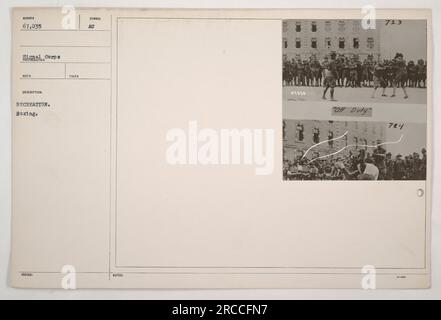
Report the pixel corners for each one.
[283,119,427,181]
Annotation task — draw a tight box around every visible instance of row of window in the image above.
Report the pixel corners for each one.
[295,128,378,147]
[282,20,361,33]
[288,121,382,144]
[283,37,375,49]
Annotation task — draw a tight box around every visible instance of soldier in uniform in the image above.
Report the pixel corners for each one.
[322,52,338,101]
[412,152,422,180]
[348,56,359,88]
[371,60,388,98]
[304,60,312,86]
[356,57,363,87]
[297,59,305,86]
[407,60,417,88]
[384,60,393,87]
[385,152,394,180]
[416,59,426,88]
[310,57,322,87]
[391,53,409,99]
[394,154,406,180]
[367,55,374,86]
[373,142,387,180]
[336,55,344,87]
[361,59,370,87]
[283,58,290,86]
[423,60,427,88]
[343,57,351,87]
[420,148,427,180]
[289,58,297,86]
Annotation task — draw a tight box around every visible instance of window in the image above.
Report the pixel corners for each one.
[282,120,286,140]
[283,38,288,49]
[282,21,288,33]
[338,20,345,32]
[353,38,359,49]
[325,37,331,49]
[325,21,332,32]
[296,22,301,32]
[311,21,317,32]
[311,38,317,49]
[339,37,345,49]
[296,124,304,141]
[313,128,320,144]
[296,38,301,48]
[367,37,375,49]
[353,20,360,32]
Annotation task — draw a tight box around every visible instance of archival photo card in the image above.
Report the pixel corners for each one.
[9,8,431,289]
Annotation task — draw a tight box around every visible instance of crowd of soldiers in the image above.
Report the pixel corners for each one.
[283,54,427,89]
[283,146,427,181]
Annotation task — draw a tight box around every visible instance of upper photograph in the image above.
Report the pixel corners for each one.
[282,19,427,104]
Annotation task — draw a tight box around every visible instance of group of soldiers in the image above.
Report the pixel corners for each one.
[283,146,427,181]
[283,53,427,90]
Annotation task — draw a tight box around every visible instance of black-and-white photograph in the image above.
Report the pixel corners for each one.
[282,19,427,104]
[283,119,426,181]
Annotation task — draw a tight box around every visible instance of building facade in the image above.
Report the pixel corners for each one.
[283,120,386,161]
[282,20,381,61]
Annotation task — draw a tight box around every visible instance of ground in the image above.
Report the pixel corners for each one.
[283,86,427,104]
